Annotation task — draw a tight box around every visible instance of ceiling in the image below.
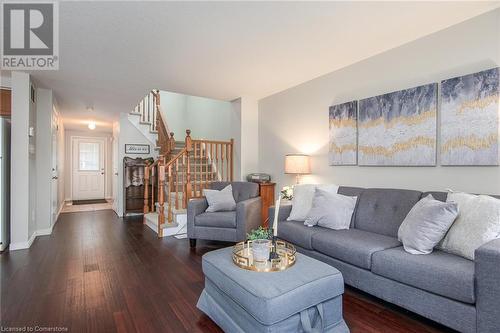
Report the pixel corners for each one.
[25,1,500,131]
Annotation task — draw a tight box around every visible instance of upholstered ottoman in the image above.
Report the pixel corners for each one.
[197,247,349,333]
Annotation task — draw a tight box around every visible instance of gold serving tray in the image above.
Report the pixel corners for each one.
[232,239,297,272]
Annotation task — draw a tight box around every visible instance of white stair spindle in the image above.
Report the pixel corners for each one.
[151,92,156,131]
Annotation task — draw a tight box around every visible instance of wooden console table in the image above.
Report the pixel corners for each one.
[259,182,276,228]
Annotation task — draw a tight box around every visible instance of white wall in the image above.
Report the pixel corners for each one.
[34,89,65,234]
[114,114,157,217]
[28,79,36,240]
[159,91,237,141]
[64,130,113,201]
[1,75,11,88]
[35,89,53,233]
[259,9,500,195]
[56,109,65,215]
[159,91,187,138]
[158,90,242,178]
[238,97,259,180]
[10,72,32,249]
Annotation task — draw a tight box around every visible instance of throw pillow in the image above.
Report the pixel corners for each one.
[398,194,458,255]
[304,189,357,230]
[203,185,236,212]
[439,192,500,260]
[287,184,339,221]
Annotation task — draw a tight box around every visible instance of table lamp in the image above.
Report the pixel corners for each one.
[285,154,311,184]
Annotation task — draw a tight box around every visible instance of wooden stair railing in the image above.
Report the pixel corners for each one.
[143,129,234,237]
[151,90,177,160]
[134,90,177,160]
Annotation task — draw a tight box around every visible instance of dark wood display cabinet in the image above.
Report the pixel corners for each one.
[123,157,154,215]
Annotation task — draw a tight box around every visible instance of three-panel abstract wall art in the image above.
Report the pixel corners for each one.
[328,67,499,166]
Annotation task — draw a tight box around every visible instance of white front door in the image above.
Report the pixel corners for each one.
[72,137,105,200]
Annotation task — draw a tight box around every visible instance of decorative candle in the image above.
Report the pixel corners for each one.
[272,196,281,237]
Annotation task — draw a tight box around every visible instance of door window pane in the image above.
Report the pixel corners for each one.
[79,142,100,171]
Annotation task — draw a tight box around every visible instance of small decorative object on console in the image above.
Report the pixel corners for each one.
[281,185,293,200]
[246,173,272,183]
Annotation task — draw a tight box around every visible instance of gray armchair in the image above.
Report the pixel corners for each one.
[187,181,262,247]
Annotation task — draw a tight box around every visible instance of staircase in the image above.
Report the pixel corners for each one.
[129,90,234,237]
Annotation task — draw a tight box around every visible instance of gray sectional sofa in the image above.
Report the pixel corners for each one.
[270,186,500,333]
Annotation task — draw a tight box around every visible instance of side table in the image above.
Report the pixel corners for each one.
[258,182,276,228]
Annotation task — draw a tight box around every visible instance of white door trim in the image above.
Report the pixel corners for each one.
[70,135,107,201]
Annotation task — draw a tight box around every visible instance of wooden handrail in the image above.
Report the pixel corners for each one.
[192,139,234,145]
[144,127,234,237]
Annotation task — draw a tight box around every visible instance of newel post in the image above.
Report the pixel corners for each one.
[169,132,175,156]
[230,138,234,181]
[143,163,150,222]
[158,163,166,237]
[184,129,193,208]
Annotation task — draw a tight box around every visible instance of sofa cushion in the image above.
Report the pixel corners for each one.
[353,188,422,237]
[277,221,322,250]
[422,191,448,202]
[337,186,364,227]
[398,194,458,255]
[311,228,401,269]
[287,184,339,221]
[440,192,500,260]
[372,247,475,304]
[203,185,236,212]
[304,189,357,230]
[195,211,237,228]
[210,181,259,202]
[337,186,364,197]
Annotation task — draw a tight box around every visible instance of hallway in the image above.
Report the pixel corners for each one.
[1,210,452,333]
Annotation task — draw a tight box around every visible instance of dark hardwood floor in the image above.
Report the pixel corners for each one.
[1,210,455,333]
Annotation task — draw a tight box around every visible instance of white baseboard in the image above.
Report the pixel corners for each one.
[10,232,36,251]
[56,201,65,221]
[36,226,53,236]
[9,225,55,251]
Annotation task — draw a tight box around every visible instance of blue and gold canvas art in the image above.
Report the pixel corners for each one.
[441,67,499,165]
[329,101,357,165]
[358,83,438,166]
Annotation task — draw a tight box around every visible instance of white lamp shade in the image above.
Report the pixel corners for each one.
[285,154,311,174]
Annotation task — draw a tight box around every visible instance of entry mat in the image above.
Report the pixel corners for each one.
[73,199,108,205]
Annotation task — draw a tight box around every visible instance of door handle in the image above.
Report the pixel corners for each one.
[101,172,105,175]
[52,176,58,180]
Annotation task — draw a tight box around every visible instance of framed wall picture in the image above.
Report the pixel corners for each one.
[358,83,438,166]
[441,67,499,165]
[125,144,150,154]
[329,101,357,165]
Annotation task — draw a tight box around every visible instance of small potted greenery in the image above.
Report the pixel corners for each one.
[247,226,271,261]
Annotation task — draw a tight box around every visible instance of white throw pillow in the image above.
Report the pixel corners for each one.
[203,185,236,212]
[398,195,458,255]
[305,189,356,230]
[287,184,339,221]
[439,192,500,260]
